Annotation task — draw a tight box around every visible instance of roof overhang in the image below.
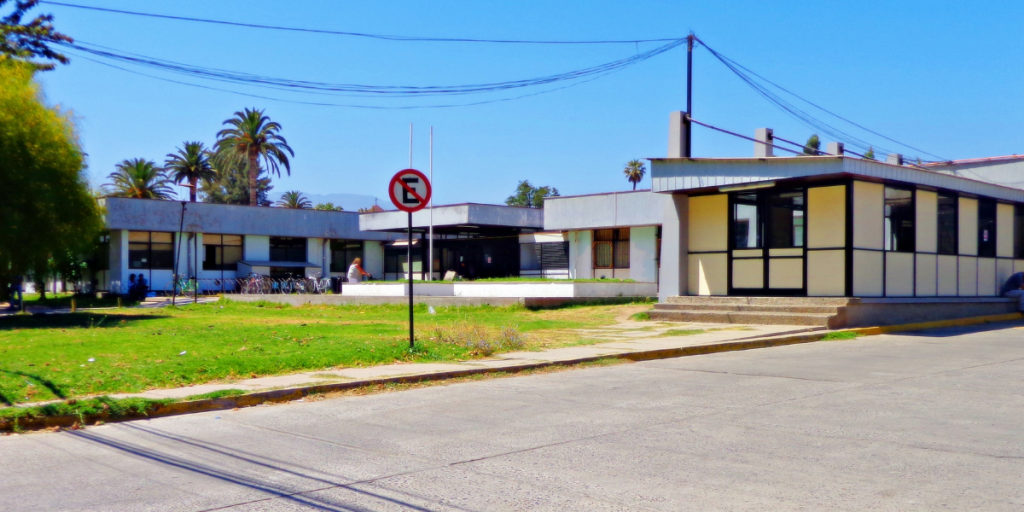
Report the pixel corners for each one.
[649,156,1024,203]
[359,203,543,233]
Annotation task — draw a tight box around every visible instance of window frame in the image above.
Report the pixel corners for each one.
[883,186,916,253]
[203,234,244,271]
[729,188,806,250]
[329,240,365,273]
[269,237,308,262]
[977,198,997,258]
[128,231,174,270]
[936,192,958,255]
[592,228,630,269]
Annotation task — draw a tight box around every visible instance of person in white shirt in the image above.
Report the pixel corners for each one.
[347,257,371,283]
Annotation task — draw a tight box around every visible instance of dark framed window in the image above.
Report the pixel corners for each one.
[937,193,957,255]
[767,191,804,248]
[92,233,110,271]
[203,234,243,271]
[732,193,760,249]
[128,231,173,270]
[329,240,364,272]
[593,228,630,269]
[884,187,915,252]
[978,199,997,258]
[269,237,307,262]
[1015,205,1024,259]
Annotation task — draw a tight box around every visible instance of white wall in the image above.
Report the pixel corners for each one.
[363,241,384,278]
[630,226,658,283]
[568,230,592,279]
[245,236,270,261]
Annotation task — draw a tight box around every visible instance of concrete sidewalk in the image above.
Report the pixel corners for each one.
[108,321,816,401]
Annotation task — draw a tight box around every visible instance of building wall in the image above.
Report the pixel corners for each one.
[630,226,659,283]
[245,236,270,261]
[568,231,593,280]
[686,194,728,295]
[363,241,385,278]
[806,185,846,296]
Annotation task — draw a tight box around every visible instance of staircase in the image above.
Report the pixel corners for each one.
[649,296,857,328]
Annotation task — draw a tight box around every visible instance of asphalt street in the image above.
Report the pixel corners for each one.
[2,322,1024,511]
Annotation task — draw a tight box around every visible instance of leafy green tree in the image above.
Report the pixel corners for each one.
[0,60,102,300]
[0,0,71,71]
[505,180,559,208]
[165,141,215,202]
[803,134,821,155]
[623,159,646,190]
[214,108,293,207]
[276,190,311,209]
[104,158,175,199]
[863,147,876,160]
[200,160,273,206]
[314,202,343,211]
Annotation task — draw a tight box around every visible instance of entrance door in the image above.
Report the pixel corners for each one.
[728,189,806,295]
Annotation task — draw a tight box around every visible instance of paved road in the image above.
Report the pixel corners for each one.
[3,323,1024,511]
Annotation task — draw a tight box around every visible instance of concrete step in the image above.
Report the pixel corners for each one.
[648,309,839,327]
[653,303,842,314]
[665,296,856,307]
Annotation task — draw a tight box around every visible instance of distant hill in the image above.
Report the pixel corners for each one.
[268,191,381,212]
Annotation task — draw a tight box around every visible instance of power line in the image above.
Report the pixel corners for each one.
[688,118,804,156]
[58,38,685,98]
[41,1,685,45]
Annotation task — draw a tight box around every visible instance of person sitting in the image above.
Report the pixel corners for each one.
[1001,272,1024,310]
[127,273,137,301]
[347,257,371,283]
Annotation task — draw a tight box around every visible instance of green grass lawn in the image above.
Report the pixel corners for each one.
[11,292,130,309]
[0,299,639,405]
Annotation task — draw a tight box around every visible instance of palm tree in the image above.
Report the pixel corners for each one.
[105,158,175,199]
[623,159,646,190]
[165,141,216,202]
[276,190,311,209]
[214,108,294,206]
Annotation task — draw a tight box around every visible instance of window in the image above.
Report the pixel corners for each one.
[92,233,110,271]
[937,193,957,255]
[732,193,760,249]
[767,191,804,248]
[128,231,173,270]
[884,187,915,252]
[329,240,364,272]
[593,228,630,269]
[978,199,996,258]
[269,237,307,262]
[203,234,243,271]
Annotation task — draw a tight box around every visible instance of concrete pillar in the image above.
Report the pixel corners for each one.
[887,153,903,166]
[363,241,384,278]
[568,230,593,279]
[827,142,845,156]
[668,111,690,158]
[754,128,774,157]
[658,194,689,301]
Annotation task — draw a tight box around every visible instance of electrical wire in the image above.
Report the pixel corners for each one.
[688,118,804,156]
[40,1,685,45]
[57,38,686,98]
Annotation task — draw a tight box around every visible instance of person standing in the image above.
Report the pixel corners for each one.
[7,275,23,311]
[347,257,371,283]
[1001,272,1024,310]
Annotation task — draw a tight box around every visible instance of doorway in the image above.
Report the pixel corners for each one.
[728,188,806,295]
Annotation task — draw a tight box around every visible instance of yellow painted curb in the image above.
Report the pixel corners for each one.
[846,312,1024,337]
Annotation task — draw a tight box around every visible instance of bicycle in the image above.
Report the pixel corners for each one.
[166,274,197,298]
[242,273,269,295]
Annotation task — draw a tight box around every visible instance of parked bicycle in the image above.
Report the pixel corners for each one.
[166,274,197,298]
[242,273,270,294]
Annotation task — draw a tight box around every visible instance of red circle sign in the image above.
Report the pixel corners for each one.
[388,169,432,213]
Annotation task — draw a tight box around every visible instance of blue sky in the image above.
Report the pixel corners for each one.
[33,0,1024,206]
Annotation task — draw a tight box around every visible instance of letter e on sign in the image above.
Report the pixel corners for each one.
[389,169,432,213]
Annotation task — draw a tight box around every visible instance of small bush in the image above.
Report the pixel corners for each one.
[629,311,651,321]
[432,322,526,356]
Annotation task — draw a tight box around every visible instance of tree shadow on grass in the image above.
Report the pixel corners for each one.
[0,369,68,404]
[0,312,166,331]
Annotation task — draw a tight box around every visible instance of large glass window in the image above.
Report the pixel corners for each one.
[884,187,915,252]
[732,193,760,249]
[203,234,243,271]
[767,191,804,248]
[128,231,173,270]
[269,237,307,262]
[937,193,957,255]
[978,199,997,258]
[92,233,110,271]
[593,228,630,269]
[1015,205,1024,259]
[329,240,364,272]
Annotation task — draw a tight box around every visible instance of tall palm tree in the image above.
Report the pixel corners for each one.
[275,190,312,209]
[214,108,294,206]
[165,141,216,202]
[623,159,646,190]
[105,158,174,199]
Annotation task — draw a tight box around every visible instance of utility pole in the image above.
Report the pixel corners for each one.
[428,127,434,281]
[685,33,694,158]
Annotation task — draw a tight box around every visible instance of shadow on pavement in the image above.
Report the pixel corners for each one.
[68,423,474,512]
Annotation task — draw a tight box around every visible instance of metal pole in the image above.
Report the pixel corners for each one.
[429,126,434,281]
[685,33,693,158]
[408,211,414,349]
[172,201,186,306]
[193,233,198,304]
[409,123,413,168]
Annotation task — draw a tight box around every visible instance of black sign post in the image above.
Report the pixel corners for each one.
[389,169,432,350]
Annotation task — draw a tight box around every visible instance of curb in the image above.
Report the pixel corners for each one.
[4,312,1022,433]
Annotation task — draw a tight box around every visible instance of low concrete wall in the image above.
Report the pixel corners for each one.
[843,297,1017,328]
[336,282,657,298]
